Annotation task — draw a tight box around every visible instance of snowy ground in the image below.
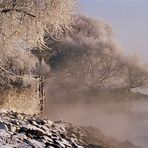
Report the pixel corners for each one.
[0,110,141,148]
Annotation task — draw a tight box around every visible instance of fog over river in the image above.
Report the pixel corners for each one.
[47,100,148,148]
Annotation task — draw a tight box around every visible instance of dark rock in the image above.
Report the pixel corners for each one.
[45,142,61,148]
[27,133,33,139]
[4,123,12,130]
[18,126,28,133]
[11,119,19,125]
[36,118,46,125]
[54,140,65,148]
[60,133,66,139]
[0,123,8,131]
[19,126,44,138]
[72,141,78,148]
[23,139,35,148]
[43,135,53,142]
[52,133,58,138]
[11,111,19,117]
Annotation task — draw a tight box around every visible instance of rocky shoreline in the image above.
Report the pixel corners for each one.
[0,110,141,148]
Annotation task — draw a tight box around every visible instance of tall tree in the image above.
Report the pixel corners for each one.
[0,0,76,71]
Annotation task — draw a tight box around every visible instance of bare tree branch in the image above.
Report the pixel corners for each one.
[1,8,36,17]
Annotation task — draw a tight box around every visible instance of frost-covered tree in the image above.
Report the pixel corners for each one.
[46,15,148,90]
[0,0,76,72]
[123,55,148,89]
[0,0,76,100]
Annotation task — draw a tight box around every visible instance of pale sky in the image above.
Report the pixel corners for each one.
[80,0,148,60]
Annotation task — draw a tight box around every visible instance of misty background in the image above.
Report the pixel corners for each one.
[44,1,148,148]
[80,0,148,60]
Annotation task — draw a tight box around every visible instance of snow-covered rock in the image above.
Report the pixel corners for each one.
[0,111,141,148]
[0,111,83,148]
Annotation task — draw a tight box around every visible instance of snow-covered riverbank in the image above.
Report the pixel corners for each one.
[0,110,141,148]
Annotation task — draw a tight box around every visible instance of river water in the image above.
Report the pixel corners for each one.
[48,100,148,148]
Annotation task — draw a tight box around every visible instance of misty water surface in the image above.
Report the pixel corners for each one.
[47,100,148,148]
